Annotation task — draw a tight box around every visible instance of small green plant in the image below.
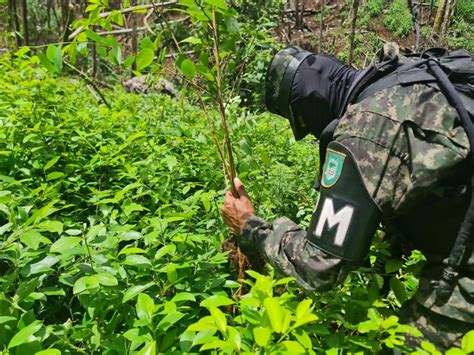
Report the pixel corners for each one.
[456,0,474,23]
[384,0,413,37]
[366,0,384,17]
[182,270,319,353]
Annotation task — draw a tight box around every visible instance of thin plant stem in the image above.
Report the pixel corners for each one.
[211,9,237,195]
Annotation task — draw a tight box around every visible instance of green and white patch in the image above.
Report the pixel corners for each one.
[322,149,346,188]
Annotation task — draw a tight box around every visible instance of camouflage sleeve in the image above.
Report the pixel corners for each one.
[239,215,354,291]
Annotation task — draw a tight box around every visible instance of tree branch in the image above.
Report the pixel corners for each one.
[69,0,179,40]
[64,61,111,108]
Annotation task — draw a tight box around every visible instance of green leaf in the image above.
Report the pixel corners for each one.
[357,320,379,333]
[16,278,39,301]
[138,341,156,355]
[157,311,185,331]
[253,327,271,347]
[124,328,152,343]
[382,315,399,329]
[292,329,313,350]
[164,155,177,171]
[187,316,216,332]
[46,171,65,181]
[85,30,106,44]
[37,53,55,73]
[171,292,196,303]
[390,276,407,303]
[20,230,50,250]
[385,259,403,273]
[8,321,43,349]
[445,349,466,355]
[154,244,176,260]
[421,341,442,354]
[462,330,474,353]
[124,254,151,267]
[293,313,318,329]
[38,220,63,234]
[181,36,202,45]
[199,339,228,351]
[95,273,118,286]
[0,316,16,324]
[46,44,57,62]
[73,275,100,294]
[123,282,154,303]
[200,295,235,308]
[201,194,211,212]
[123,55,135,69]
[136,293,155,322]
[226,326,241,350]
[111,43,122,65]
[136,48,154,70]
[296,299,313,319]
[50,237,82,253]
[123,202,147,216]
[119,247,146,255]
[35,350,61,355]
[205,0,228,9]
[180,59,196,77]
[29,256,59,274]
[140,37,154,49]
[282,340,306,354]
[44,156,60,170]
[50,46,63,74]
[209,307,227,334]
[263,297,282,333]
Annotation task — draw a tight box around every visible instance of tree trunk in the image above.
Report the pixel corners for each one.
[441,0,457,38]
[61,0,71,41]
[294,0,301,29]
[433,0,447,34]
[21,0,29,46]
[348,0,360,65]
[92,42,97,79]
[319,0,325,53]
[132,25,138,72]
[408,0,420,51]
[9,0,21,47]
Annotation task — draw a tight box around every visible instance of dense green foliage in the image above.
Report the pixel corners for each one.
[2,49,474,354]
[383,0,413,38]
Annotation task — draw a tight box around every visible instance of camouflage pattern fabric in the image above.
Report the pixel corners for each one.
[238,78,474,351]
[334,83,473,324]
[335,83,469,215]
[240,216,354,291]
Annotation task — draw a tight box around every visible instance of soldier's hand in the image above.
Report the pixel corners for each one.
[221,177,255,234]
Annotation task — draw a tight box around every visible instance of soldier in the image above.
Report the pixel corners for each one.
[221,45,474,351]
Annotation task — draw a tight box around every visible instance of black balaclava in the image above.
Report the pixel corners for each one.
[290,54,362,139]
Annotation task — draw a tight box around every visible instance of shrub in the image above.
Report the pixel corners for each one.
[384,0,413,37]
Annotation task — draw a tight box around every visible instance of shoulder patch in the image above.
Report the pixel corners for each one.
[322,149,346,188]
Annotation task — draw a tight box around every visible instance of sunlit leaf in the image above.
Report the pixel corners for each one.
[8,321,42,349]
[136,48,154,70]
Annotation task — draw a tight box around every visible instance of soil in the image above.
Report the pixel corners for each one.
[221,235,265,277]
[274,0,426,66]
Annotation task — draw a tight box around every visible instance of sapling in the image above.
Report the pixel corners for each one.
[40,0,252,295]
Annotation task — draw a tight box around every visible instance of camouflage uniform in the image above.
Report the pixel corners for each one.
[240,71,474,350]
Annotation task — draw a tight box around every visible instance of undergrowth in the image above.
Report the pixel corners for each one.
[383,0,413,37]
[0,52,473,354]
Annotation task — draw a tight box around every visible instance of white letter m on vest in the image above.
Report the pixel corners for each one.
[315,197,354,246]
